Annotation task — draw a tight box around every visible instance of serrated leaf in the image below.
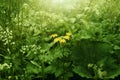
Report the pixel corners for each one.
[106,68,120,79]
[55,68,63,77]
[45,66,54,73]
[30,61,41,68]
[73,66,92,78]
[26,65,40,74]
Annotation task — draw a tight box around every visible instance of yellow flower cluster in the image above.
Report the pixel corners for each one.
[50,32,72,44]
[63,36,70,40]
[66,32,72,36]
[50,34,58,38]
[54,37,61,42]
[59,39,66,44]
[54,37,66,44]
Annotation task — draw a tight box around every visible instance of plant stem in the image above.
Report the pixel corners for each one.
[62,45,65,80]
[41,61,45,80]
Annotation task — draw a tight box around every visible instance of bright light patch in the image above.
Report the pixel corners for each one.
[52,0,65,4]
[41,0,78,11]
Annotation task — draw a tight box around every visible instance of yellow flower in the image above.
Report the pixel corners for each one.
[59,39,66,44]
[54,37,61,42]
[51,34,58,38]
[66,32,72,36]
[63,36,70,40]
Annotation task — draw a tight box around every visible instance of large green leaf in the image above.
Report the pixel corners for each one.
[71,39,120,79]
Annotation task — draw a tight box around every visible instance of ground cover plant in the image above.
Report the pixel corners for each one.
[0,0,120,80]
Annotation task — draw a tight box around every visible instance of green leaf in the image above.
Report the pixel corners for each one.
[30,61,41,68]
[73,66,92,78]
[64,72,73,78]
[55,68,63,77]
[26,64,40,74]
[71,39,113,78]
[106,68,120,79]
[114,45,120,50]
[44,66,55,73]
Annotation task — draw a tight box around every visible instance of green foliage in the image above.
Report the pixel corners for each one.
[71,39,120,79]
[0,0,120,80]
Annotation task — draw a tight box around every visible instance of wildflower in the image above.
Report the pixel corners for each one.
[50,34,58,38]
[59,39,66,44]
[66,32,72,36]
[63,36,70,40]
[54,37,61,42]
[3,63,9,67]
[8,76,12,79]
[88,63,93,68]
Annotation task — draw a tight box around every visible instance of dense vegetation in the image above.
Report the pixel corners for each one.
[0,0,120,80]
